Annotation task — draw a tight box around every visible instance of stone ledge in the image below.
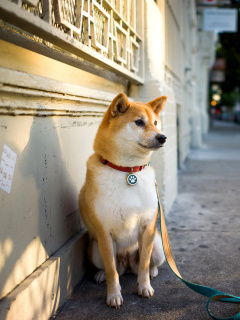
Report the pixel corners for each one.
[0,67,116,117]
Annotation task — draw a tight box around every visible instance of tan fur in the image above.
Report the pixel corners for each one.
[79,93,167,308]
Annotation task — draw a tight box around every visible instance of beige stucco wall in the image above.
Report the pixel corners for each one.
[0,39,127,303]
[0,115,96,299]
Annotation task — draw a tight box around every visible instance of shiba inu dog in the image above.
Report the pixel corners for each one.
[79,93,167,308]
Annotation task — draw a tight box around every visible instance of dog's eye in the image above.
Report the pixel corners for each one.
[154,120,158,126]
[135,119,145,127]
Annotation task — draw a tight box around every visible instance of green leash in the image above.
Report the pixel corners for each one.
[155,182,240,320]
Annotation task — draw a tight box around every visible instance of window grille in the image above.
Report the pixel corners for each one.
[0,0,144,84]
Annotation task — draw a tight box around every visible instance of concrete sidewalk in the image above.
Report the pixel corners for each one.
[54,120,240,320]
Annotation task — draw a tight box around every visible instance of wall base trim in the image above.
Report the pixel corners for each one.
[0,230,88,320]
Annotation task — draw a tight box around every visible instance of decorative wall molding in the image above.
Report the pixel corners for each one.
[0,0,144,84]
[0,67,115,117]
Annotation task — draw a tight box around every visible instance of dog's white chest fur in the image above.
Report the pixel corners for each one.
[93,159,158,253]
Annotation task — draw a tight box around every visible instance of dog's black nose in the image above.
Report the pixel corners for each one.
[156,134,167,144]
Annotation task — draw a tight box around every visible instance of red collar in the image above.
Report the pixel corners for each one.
[100,157,147,173]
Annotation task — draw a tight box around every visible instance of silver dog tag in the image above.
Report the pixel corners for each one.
[126,173,138,186]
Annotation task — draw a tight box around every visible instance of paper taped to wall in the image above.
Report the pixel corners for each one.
[0,144,17,194]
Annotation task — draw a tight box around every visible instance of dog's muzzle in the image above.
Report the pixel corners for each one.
[139,134,167,150]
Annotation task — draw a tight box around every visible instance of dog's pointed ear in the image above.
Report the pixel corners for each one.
[110,93,130,117]
[148,96,167,115]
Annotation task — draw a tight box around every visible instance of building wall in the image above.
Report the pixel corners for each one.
[0,37,128,318]
[196,31,216,135]
[0,0,215,318]
[130,0,178,214]
[164,0,192,168]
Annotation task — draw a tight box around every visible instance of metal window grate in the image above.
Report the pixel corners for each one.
[0,0,144,83]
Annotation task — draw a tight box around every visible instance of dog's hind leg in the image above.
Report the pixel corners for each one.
[150,229,165,279]
[88,239,106,283]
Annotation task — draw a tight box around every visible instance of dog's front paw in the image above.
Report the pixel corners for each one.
[138,283,154,299]
[106,291,123,309]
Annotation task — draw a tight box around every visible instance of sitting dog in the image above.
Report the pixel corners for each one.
[79,93,167,308]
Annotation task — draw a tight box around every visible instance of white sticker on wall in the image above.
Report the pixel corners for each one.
[0,145,17,194]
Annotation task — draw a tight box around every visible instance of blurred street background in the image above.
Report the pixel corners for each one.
[209,16,240,124]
